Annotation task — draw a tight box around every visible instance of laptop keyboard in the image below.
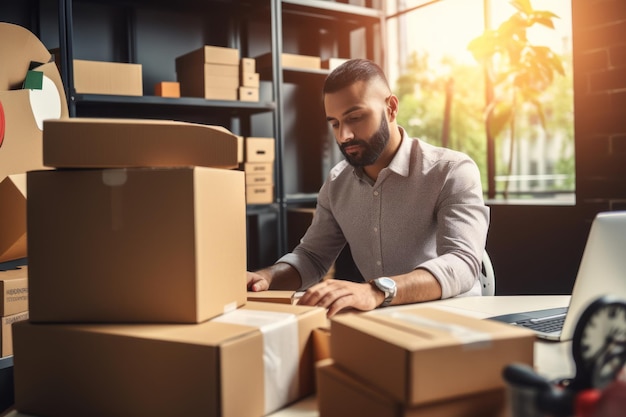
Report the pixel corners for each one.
[517,314,566,333]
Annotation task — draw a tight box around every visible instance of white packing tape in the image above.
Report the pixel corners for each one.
[212,309,300,414]
[377,310,493,349]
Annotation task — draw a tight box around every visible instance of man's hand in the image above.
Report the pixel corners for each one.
[247,271,270,292]
[297,279,384,317]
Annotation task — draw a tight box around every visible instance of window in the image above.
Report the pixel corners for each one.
[385,0,574,203]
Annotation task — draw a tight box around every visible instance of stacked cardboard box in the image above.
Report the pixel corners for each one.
[243,136,275,204]
[0,267,28,358]
[317,307,537,417]
[176,45,260,102]
[11,118,327,416]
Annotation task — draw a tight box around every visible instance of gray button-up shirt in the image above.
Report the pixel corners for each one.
[278,127,490,299]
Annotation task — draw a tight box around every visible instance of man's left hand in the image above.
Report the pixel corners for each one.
[297,279,384,317]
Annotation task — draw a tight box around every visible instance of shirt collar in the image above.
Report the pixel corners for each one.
[351,125,412,183]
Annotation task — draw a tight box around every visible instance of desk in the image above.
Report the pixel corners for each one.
[1,295,573,417]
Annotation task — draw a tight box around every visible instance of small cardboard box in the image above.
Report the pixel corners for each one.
[176,45,240,67]
[73,59,143,96]
[238,86,259,102]
[240,72,260,88]
[317,360,506,417]
[245,137,275,162]
[13,302,327,417]
[1,311,28,357]
[42,118,239,169]
[256,52,321,70]
[27,166,247,324]
[245,172,273,186]
[0,175,26,263]
[241,57,256,74]
[330,307,535,405]
[154,81,180,97]
[247,290,298,305]
[1,266,28,316]
[246,184,274,205]
[243,162,273,175]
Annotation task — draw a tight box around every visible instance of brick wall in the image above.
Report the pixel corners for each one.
[573,0,626,221]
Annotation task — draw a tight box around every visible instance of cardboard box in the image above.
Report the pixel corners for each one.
[154,81,180,97]
[27,166,247,323]
[247,290,298,305]
[239,86,259,102]
[322,57,350,71]
[243,162,273,175]
[0,175,26,263]
[1,311,28,357]
[312,327,331,363]
[176,45,240,67]
[73,59,143,96]
[245,172,273,186]
[241,57,256,74]
[0,23,52,90]
[42,118,239,169]
[317,360,506,417]
[330,307,535,405]
[176,65,239,99]
[1,266,28,316]
[236,135,244,163]
[13,301,327,417]
[245,137,275,162]
[246,184,274,205]
[256,52,322,70]
[241,72,260,88]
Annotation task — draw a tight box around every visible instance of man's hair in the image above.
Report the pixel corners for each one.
[323,58,390,94]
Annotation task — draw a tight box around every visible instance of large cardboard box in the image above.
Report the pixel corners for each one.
[0,175,26,263]
[317,360,506,417]
[42,118,239,169]
[176,66,239,99]
[330,307,535,405]
[1,311,28,357]
[73,59,143,96]
[13,302,327,417]
[27,166,247,323]
[1,266,28,317]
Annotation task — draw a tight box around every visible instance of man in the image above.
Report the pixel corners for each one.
[247,58,489,317]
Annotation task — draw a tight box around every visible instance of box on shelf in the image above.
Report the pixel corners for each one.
[241,57,256,74]
[238,86,259,102]
[245,173,273,186]
[0,266,28,317]
[240,72,260,88]
[246,184,274,205]
[322,57,350,70]
[330,307,535,405]
[13,301,327,417]
[27,166,247,324]
[316,360,506,417]
[176,45,240,68]
[0,175,27,263]
[154,81,180,98]
[243,162,273,175]
[42,118,239,169]
[1,311,28,357]
[73,59,143,96]
[245,137,275,163]
[255,52,322,70]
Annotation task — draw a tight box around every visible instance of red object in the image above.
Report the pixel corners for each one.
[575,389,601,417]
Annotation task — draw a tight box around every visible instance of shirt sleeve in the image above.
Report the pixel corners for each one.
[416,157,490,298]
[276,179,347,290]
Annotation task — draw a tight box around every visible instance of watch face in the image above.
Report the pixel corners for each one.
[571,295,626,390]
[377,277,396,291]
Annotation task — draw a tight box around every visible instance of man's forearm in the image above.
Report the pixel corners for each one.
[262,262,303,290]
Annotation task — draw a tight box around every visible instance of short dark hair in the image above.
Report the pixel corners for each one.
[323,59,390,94]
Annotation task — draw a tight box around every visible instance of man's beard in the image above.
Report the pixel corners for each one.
[339,113,390,167]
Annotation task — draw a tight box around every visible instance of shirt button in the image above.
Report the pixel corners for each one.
[373,227,378,232]
[373,190,379,196]
[376,261,381,266]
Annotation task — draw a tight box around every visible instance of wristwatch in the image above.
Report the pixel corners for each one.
[371,277,397,307]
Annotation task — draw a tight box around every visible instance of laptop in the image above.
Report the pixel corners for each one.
[489,211,626,341]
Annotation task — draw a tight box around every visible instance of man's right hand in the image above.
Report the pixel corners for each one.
[247,271,271,292]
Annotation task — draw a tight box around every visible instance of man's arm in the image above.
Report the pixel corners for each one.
[247,262,302,292]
